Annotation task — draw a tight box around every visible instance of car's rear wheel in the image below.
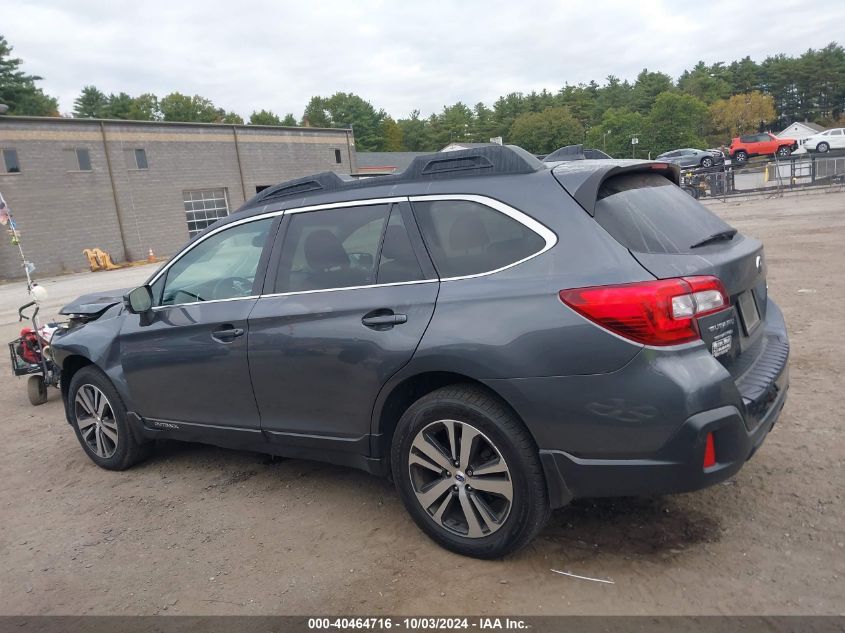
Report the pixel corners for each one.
[68,366,151,470]
[776,145,791,158]
[817,142,830,153]
[734,150,748,165]
[701,156,714,168]
[391,384,550,558]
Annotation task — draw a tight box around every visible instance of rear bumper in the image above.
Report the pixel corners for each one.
[540,367,788,507]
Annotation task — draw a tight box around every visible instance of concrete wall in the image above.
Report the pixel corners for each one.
[0,117,356,280]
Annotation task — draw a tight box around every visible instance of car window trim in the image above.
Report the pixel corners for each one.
[408,194,558,283]
[148,193,556,304]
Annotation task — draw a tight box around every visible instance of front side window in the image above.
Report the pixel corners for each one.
[159,218,272,306]
[831,129,843,136]
[411,199,546,278]
[183,188,230,237]
[275,204,390,293]
[1,148,20,173]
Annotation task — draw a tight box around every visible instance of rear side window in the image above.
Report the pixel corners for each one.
[594,173,736,254]
[412,200,545,278]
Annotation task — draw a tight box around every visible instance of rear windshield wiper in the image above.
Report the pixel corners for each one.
[690,229,737,249]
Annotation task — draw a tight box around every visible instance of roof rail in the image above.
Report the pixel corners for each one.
[253,171,347,204]
[244,144,545,209]
[401,144,544,179]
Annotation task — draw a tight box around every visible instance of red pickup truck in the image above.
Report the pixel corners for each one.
[729,133,797,165]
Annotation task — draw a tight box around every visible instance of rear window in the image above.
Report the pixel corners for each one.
[594,173,736,254]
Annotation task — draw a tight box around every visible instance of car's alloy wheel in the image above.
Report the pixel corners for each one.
[776,146,791,158]
[818,142,829,153]
[74,383,118,459]
[735,151,748,164]
[701,157,714,168]
[408,419,513,538]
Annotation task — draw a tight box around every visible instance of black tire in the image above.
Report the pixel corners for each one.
[68,365,151,470]
[776,145,791,158]
[817,142,829,153]
[391,384,550,559]
[734,150,748,165]
[27,375,48,406]
[701,156,714,168]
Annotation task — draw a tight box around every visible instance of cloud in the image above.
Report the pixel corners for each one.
[2,0,843,118]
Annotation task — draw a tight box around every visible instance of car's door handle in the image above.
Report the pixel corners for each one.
[212,325,245,342]
[362,311,407,328]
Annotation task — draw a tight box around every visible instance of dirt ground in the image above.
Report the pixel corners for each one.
[0,191,843,616]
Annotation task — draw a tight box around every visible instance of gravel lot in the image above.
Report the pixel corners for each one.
[0,191,843,615]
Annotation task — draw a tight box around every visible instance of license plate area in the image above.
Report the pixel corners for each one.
[697,307,739,360]
[737,290,761,336]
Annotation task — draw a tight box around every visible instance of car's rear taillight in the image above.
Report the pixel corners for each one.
[559,276,729,346]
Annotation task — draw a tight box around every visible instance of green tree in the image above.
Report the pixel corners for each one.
[472,102,497,142]
[301,92,385,151]
[632,69,674,114]
[105,92,134,119]
[678,61,731,104]
[594,75,634,114]
[127,93,159,120]
[508,106,583,154]
[397,110,433,151]
[249,109,283,125]
[585,108,646,158]
[280,113,298,126]
[646,92,708,155]
[0,34,58,115]
[218,110,244,124]
[431,102,474,147]
[380,116,404,151]
[159,92,219,122]
[73,85,109,118]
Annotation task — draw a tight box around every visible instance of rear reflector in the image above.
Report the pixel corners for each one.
[559,276,728,346]
[703,432,717,468]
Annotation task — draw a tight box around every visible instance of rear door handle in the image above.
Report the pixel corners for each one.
[212,325,245,342]
[362,311,407,328]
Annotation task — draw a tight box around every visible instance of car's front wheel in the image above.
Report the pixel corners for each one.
[391,385,550,558]
[68,366,151,470]
[701,156,714,168]
[734,150,748,165]
[817,142,830,153]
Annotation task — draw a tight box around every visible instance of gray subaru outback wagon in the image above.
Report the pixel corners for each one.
[51,145,789,558]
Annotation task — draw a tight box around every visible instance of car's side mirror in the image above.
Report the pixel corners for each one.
[125,285,153,314]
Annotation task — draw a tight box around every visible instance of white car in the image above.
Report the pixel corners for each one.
[802,128,845,153]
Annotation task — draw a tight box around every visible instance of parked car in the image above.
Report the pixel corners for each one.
[729,132,797,165]
[51,145,789,559]
[801,128,845,153]
[655,148,723,169]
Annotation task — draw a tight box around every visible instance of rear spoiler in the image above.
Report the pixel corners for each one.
[552,161,680,216]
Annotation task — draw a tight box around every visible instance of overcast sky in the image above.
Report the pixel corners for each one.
[2,0,844,119]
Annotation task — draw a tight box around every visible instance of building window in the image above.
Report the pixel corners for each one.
[334,149,342,164]
[64,147,92,171]
[183,188,230,238]
[1,148,20,174]
[134,148,148,170]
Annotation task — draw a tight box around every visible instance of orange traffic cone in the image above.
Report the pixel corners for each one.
[147,248,155,263]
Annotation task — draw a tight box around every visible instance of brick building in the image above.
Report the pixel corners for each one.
[0,116,356,279]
